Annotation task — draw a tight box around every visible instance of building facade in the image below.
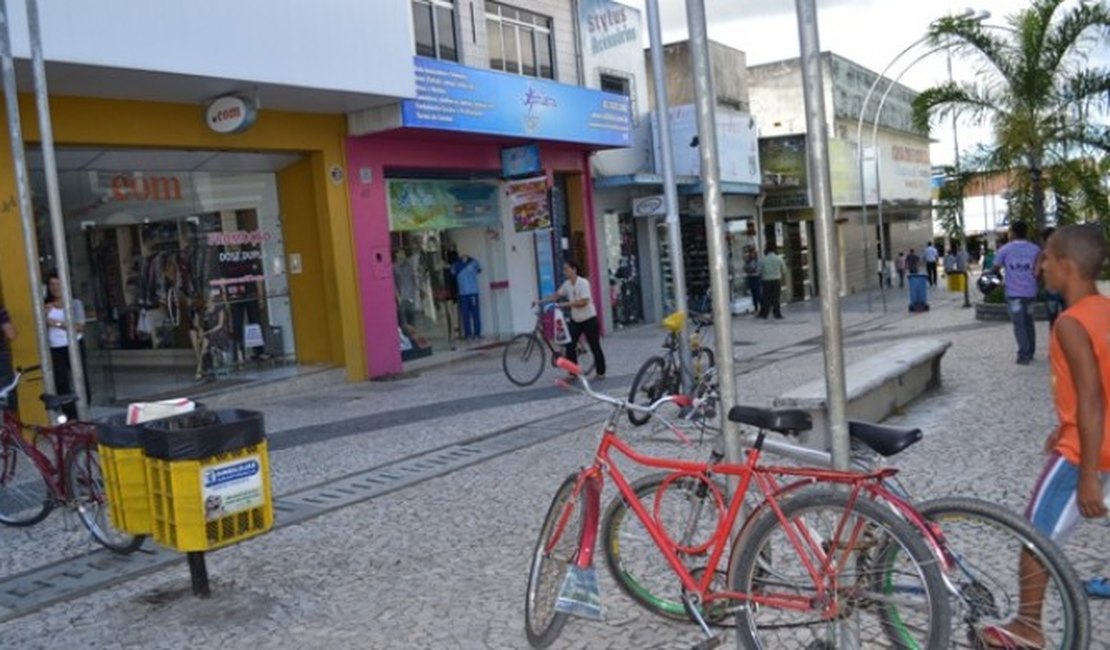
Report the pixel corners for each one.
[347,0,633,375]
[748,53,934,299]
[0,1,415,415]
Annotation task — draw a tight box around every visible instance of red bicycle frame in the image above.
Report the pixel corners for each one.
[559,415,907,614]
[1,408,97,501]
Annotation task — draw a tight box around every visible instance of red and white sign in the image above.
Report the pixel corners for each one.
[205,95,257,134]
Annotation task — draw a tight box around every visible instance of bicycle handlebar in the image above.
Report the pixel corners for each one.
[554,357,691,416]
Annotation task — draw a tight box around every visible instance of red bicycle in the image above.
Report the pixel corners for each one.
[524,359,950,649]
[0,366,144,553]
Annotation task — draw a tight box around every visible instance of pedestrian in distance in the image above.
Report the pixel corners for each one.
[758,244,786,320]
[44,271,89,419]
[0,301,16,413]
[743,245,763,316]
[535,260,606,379]
[905,248,921,275]
[924,241,940,286]
[895,251,907,288]
[979,224,1110,648]
[993,221,1042,365]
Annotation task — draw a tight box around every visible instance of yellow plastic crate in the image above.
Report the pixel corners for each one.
[96,443,152,535]
[145,442,273,552]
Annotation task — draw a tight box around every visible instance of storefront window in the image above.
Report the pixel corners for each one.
[34,166,296,404]
[602,211,642,326]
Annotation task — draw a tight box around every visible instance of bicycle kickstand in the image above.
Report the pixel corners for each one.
[682,594,723,650]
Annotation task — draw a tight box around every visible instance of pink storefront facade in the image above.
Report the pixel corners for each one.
[345,132,605,377]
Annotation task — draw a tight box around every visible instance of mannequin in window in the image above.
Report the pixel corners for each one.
[451,253,482,340]
[190,288,230,381]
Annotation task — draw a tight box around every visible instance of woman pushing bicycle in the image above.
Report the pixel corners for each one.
[534,260,606,380]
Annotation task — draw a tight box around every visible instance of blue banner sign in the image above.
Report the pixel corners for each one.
[402,57,631,147]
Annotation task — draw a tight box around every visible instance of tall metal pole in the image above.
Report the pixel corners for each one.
[683,0,740,470]
[0,0,54,398]
[948,50,971,308]
[645,0,693,391]
[795,0,849,470]
[27,0,86,418]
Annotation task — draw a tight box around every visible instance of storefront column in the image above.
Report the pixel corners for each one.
[344,143,403,377]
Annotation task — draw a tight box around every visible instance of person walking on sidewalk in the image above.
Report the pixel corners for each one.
[758,244,786,320]
[895,251,906,288]
[905,248,921,275]
[924,241,940,287]
[979,224,1110,648]
[993,221,1042,365]
[743,245,763,316]
[535,260,606,379]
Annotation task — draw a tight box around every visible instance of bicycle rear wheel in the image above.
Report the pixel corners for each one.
[65,443,145,554]
[627,356,671,426]
[503,333,546,387]
[729,487,950,649]
[0,437,52,526]
[915,496,1089,650]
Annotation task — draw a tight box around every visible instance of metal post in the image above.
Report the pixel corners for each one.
[26,0,86,418]
[187,551,211,598]
[683,0,740,470]
[0,0,54,397]
[948,50,971,308]
[795,0,849,470]
[645,0,693,391]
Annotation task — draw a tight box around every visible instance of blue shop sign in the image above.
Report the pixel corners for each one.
[402,57,631,148]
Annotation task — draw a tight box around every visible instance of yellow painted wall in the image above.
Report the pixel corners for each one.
[0,94,366,422]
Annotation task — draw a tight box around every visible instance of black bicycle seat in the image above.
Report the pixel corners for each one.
[848,420,922,457]
[728,405,812,435]
[40,393,78,410]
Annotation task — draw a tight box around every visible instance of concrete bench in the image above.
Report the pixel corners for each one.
[772,338,951,449]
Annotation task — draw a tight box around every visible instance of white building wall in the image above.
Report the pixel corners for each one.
[459,0,579,84]
[5,0,414,98]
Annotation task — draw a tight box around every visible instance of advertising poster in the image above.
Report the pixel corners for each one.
[507,176,551,232]
[207,229,268,300]
[388,179,500,231]
[200,455,264,521]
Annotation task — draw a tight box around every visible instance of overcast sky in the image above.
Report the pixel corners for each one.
[623,0,1109,166]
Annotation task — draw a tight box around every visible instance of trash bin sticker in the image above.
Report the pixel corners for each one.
[200,456,264,521]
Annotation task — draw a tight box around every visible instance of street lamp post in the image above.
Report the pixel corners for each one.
[947,49,972,308]
[854,9,988,311]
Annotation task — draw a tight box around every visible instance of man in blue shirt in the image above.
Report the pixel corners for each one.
[924,241,940,287]
[993,221,1042,365]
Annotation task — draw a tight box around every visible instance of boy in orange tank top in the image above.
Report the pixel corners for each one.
[982,224,1110,648]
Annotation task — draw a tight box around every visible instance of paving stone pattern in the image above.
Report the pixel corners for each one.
[1,286,1107,648]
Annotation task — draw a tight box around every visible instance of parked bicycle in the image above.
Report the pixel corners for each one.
[627,310,715,426]
[601,412,1090,648]
[503,303,594,387]
[524,358,951,649]
[0,366,144,554]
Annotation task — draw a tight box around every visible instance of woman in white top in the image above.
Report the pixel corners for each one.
[44,272,88,417]
[535,260,607,379]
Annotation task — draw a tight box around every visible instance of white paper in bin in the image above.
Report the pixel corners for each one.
[126,398,197,425]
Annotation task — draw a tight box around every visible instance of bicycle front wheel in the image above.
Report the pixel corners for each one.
[916,496,1089,650]
[503,333,546,387]
[525,474,584,648]
[66,443,145,554]
[602,472,729,624]
[627,356,670,426]
[0,437,52,526]
[729,488,950,649]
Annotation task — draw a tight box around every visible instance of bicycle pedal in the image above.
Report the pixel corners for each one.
[690,636,723,650]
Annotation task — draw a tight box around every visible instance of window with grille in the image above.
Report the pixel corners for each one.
[412,0,458,62]
[486,2,553,79]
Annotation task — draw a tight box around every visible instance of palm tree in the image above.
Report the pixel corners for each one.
[912,0,1110,232]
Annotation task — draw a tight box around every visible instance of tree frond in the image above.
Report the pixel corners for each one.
[1042,1,1110,81]
[910,82,1000,133]
[927,16,1016,83]
[1053,68,1110,114]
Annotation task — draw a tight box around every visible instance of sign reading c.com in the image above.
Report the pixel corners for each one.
[205,95,258,134]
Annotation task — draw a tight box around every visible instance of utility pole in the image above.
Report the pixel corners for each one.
[948,50,971,309]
